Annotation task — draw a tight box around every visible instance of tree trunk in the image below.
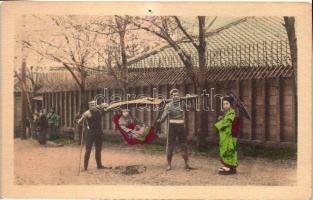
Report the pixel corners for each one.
[77,84,88,144]
[196,81,209,150]
[196,16,209,150]
[284,17,297,78]
[118,24,129,100]
[80,89,88,113]
[284,16,297,141]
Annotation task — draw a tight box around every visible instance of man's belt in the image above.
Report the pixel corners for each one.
[169,119,184,124]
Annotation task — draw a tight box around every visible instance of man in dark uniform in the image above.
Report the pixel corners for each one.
[157,88,192,171]
[77,100,108,170]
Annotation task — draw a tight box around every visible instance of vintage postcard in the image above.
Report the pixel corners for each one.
[0,2,312,199]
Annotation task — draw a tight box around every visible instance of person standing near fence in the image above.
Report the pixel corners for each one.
[214,96,238,175]
[46,108,60,140]
[36,109,48,145]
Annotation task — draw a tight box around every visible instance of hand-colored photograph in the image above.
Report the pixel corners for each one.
[13,14,297,185]
[1,2,312,200]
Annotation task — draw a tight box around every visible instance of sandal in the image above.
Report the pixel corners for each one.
[185,166,196,171]
[218,167,232,175]
[218,167,225,172]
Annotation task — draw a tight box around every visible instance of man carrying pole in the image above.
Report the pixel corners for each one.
[157,88,193,171]
[77,100,108,171]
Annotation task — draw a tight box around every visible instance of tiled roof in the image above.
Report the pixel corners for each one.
[128,17,290,68]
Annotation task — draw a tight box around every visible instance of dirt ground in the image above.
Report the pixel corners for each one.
[14,139,296,185]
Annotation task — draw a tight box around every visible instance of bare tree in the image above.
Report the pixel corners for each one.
[22,16,99,112]
[14,58,33,139]
[131,16,217,149]
[14,55,44,139]
[87,15,149,99]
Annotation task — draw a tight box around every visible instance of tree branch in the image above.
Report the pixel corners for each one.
[173,16,198,50]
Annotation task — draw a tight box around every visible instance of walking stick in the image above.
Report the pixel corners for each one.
[77,120,85,176]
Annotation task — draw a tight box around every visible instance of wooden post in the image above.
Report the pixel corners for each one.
[162,84,169,134]
[211,82,218,139]
[53,92,56,116]
[104,89,108,130]
[73,91,77,124]
[50,93,53,111]
[49,93,52,111]
[250,80,255,140]
[193,84,197,136]
[183,83,189,136]
[235,80,242,138]
[108,88,114,130]
[276,78,282,142]
[55,92,58,111]
[43,93,46,110]
[65,92,69,127]
[139,86,145,123]
[46,93,50,111]
[63,92,68,127]
[262,80,269,141]
[54,92,59,113]
[51,92,55,111]
[291,78,297,142]
[69,91,72,127]
[60,92,64,127]
[54,92,58,115]
[21,58,27,139]
[149,85,154,125]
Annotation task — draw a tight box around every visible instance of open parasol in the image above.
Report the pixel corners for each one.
[227,91,251,120]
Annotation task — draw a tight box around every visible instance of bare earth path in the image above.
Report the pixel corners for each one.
[14,139,296,185]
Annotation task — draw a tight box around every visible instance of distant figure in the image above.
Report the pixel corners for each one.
[46,108,60,140]
[32,111,39,139]
[34,110,48,145]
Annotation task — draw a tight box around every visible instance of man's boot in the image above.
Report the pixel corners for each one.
[84,153,90,171]
[96,149,105,169]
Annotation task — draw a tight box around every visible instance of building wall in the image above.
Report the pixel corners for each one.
[41,77,297,146]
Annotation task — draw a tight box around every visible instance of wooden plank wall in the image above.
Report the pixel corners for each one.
[41,77,297,145]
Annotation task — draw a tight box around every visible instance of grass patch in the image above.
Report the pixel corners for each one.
[141,143,165,153]
[50,135,74,145]
[239,144,296,160]
[103,134,124,144]
[102,134,296,160]
[53,137,74,145]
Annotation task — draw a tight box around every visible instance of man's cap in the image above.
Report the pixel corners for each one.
[169,88,179,95]
[88,100,97,105]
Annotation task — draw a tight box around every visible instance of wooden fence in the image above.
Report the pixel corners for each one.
[42,76,296,146]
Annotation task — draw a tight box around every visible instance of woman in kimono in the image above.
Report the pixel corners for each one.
[214,96,238,175]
